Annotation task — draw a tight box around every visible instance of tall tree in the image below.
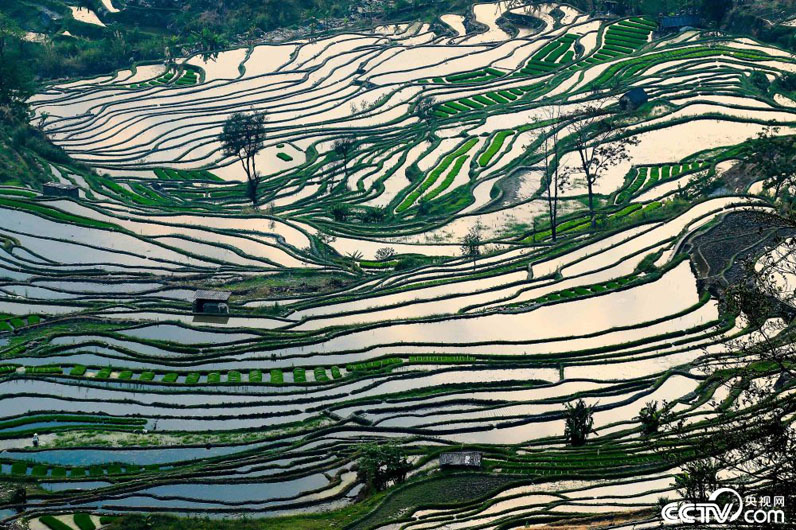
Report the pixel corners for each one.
[540,107,570,242]
[702,0,732,27]
[220,111,268,206]
[0,14,32,113]
[191,28,226,61]
[357,443,411,493]
[568,104,638,228]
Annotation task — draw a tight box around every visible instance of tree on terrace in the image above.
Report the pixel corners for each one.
[539,106,571,242]
[333,137,355,189]
[568,104,639,229]
[460,226,483,270]
[747,127,796,200]
[357,443,411,492]
[564,398,594,446]
[0,14,33,114]
[220,111,268,206]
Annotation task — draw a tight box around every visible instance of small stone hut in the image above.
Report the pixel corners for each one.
[43,182,79,199]
[619,87,649,111]
[193,290,231,314]
[439,451,482,469]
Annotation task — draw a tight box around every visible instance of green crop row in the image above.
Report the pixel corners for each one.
[25,366,62,375]
[0,314,39,332]
[616,167,649,203]
[479,130,514,167]
[39,516,73,530]
[534,275,639,304]
[440,67,505,84]
[153,168,221,181]
[397,138,479,211]
[408,355,475,363]
[74,513,96,530]
[347,358,402,372]
[423,155,468,201]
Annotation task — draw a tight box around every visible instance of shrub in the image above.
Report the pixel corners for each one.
[564,399,594,446]
[637,400,667,435]
[270,369,283,384]
[70,365,87,376]
[293,367,306,383]
[248,370,262,383]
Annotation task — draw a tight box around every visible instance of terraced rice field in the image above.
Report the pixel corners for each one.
[2,1,796,527]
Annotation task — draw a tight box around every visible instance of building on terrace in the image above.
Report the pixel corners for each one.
[193,290,231,314]
[440,451,482,469]
[620,87,649,111]
[43,182,79,198]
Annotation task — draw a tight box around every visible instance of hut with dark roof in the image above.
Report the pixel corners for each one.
[620,87,649,111]
[43,182,79,199]
[439,451,482,469]
[193,290,231,314]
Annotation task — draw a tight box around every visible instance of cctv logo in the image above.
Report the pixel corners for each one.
[662,488,787,525]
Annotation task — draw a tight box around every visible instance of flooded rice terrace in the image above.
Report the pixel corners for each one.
[2,0,796,527]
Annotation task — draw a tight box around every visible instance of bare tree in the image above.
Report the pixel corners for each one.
[460,227,483,270]
[746,127,796,200]
[681,236,796,523]
[568,103,639,228]
[540,106,570,242]
[220,111,267,206]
